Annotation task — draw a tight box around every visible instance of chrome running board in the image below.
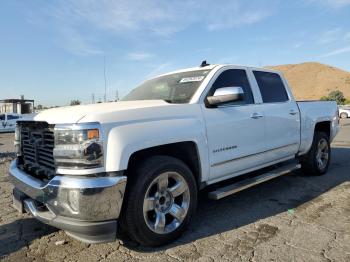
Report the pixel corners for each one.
[208,161,301,200]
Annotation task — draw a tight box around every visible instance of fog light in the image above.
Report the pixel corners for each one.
[68,189,80,213]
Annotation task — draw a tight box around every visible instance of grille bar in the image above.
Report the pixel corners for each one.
[18,122,55,180]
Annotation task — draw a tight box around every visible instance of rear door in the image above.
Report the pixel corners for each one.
[252,70,300,162]
[202,68,266,182]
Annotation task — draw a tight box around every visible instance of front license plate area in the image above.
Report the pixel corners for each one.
[12,188,27,213]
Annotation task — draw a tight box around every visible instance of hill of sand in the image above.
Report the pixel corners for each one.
[268,62,350,100]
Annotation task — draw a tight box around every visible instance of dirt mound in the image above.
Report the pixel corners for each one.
[268,62,350,100]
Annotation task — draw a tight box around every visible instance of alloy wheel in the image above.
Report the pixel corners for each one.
[143,172,190,234]
[316,138,329,170]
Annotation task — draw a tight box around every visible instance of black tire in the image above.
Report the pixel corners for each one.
[340,112,348,119]
[120,155,198,247]
[300,132,331,176]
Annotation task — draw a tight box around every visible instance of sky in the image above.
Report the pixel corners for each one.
[1,0,350,106]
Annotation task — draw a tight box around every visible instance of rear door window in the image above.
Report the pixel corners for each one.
[253,71,289,103]
[0,114,5,121]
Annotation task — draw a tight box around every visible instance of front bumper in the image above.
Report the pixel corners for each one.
[9,160,127,243]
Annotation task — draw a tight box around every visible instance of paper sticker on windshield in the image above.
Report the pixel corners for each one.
[179,76,205,83]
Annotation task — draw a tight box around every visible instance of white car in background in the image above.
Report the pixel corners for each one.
[339,106,350,119]
[0,113,34,133]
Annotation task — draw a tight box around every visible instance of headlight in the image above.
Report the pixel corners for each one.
[53,124,103,170]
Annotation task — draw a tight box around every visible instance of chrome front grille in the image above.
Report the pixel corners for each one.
[18,122,55,180]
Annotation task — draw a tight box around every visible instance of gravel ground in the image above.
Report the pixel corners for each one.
[0,132,15,162]
[0,120,350,261]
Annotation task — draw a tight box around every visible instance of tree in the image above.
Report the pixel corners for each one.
[320,90,345,105]
[36,104,43,110]
[70,100,81,106]
[328,90,345,104]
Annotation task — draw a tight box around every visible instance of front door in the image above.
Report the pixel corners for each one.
[202,69,266,182]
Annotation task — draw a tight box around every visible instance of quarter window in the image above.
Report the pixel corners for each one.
[0,114,5,121]
[209,69,254,105]
[253,71,289,103]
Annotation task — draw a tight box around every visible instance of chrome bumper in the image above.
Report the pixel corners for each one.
[9,160,127,243]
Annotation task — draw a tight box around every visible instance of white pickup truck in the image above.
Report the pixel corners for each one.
[9,63,339,246]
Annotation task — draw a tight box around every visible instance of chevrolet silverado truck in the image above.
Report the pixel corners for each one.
[9,63,339,247]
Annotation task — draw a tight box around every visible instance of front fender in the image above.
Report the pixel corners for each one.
[105,117,210,182]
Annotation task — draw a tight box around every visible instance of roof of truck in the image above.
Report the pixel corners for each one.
[153,64,281,79]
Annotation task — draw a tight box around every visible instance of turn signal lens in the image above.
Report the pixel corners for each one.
[87,129,99,140]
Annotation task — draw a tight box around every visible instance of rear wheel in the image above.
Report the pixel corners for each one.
[340,112,348,119]
[120,156,197,247]
[300,132,330,176]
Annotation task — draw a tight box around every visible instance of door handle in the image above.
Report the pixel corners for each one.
[250,113,263,119]
[289,110,298,115]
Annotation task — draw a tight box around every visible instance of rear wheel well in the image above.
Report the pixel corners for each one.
[299,121,331,162]
[314,121,330,138]
[126,142,201,186]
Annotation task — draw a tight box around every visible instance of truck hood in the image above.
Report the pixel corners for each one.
[34,100,172,124]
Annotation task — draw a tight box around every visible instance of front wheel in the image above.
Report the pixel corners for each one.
[120,156,198,247]
[300,132,331,176]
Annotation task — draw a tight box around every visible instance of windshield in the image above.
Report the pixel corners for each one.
[122,69,211,103]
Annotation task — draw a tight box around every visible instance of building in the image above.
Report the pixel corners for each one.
[0,98,35,114]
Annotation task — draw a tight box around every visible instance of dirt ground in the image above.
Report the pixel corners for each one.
[0,132,14,158]
[1,120,350,261]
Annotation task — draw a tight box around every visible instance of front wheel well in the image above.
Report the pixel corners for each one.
[126,142,201,186]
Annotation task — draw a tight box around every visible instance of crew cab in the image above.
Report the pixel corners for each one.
[9,63,339,247]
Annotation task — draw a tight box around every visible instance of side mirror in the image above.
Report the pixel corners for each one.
[207,86,244,106]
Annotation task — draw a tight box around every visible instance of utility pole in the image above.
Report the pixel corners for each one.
[104,56,107,103]
[115,89,119,101]
[91,93,95,104]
